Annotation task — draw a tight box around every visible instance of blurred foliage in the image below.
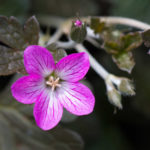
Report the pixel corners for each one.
[131,48,150,117]
[32,0,98,17]
[97,125,132,150]
[0,114,15,150]
[90,18,106,34]
[141,29,150,47]
[0,0,30,18]
[0,108,84,150]
[111,0,150,23]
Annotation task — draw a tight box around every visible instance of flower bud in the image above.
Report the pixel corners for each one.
[109,74,135,96]
[70,19,87,43]
[118,78,135,96]
[107,88,122,109]
[74,19,82,27]
[105,78,122,109]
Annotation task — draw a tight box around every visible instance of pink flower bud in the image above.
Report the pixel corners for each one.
[74,19,82,27]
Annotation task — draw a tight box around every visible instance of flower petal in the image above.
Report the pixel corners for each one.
[58,82,95,115]
[34,89,63,130]
[11,75,45,104]
[55,52,90,82]
[24,45,55,77]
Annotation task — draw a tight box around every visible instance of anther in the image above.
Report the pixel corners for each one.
[46,76,61,91]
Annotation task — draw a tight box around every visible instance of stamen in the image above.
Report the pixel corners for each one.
[46,76,61,91]
[55,77,60,82]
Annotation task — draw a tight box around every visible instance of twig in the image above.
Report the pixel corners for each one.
[98,16,150,30]
[47,28,63,45]
[86,36,101,49]
[56,40,76,49]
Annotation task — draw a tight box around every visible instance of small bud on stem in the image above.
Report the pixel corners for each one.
[105,77,122,109]
[74,20,82,27]
[109,75,135,96]
[70,19,87,43]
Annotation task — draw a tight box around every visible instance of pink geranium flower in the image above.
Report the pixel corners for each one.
[11,45,95,130]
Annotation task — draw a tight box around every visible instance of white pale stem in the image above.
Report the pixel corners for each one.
[75,44,109,80]
[99,16,150,30]
[47,28,63,45]
[57,40,76,49]
[38,15,150,31]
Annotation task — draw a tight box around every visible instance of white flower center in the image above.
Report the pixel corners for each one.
[46,76,61,91]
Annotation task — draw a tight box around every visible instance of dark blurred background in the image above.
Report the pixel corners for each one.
[0,0,150,150]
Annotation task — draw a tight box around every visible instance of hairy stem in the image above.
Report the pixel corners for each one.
[38,15,150,32]
[57,40,76,49]
[94,16,150,30]
[47,28,63,45]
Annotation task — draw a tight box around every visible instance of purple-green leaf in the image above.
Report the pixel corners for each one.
[103,32,142,73]
[46,43,67,63]
[90,17,106,34]
[112,52,135,73]
[0,16,39,75]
